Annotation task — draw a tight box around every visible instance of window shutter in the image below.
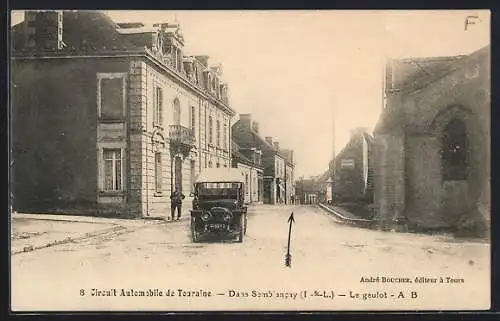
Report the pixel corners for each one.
[158,87,163,125]
[153,86,157,124]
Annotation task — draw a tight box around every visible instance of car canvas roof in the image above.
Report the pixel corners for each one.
[195,168,245,183]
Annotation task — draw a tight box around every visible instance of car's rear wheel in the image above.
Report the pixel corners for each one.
[191,217,200,243]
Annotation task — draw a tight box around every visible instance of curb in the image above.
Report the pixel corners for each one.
[318,203,375,229]
[11,224,127,256]
[11,216,188,255]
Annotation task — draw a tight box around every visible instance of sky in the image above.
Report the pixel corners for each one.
[11,10,490,178]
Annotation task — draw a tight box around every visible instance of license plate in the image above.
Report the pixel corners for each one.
[208,223,227,229]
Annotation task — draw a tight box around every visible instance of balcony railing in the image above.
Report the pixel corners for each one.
[169,124,195,146]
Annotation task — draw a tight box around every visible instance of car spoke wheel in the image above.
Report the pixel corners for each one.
[237,215,244,243]
[191,217,200,243]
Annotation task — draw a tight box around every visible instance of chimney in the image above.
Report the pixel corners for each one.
[210,63,223,76]
[195,55,210,67]
[239,114,252,129]
[265,137,273,145]
[273,141,280,151]
[183,57,194,74]
[251,121,260,133]
[25,10,64,50]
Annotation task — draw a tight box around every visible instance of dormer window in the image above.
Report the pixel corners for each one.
[177,50,183,73]
[194,66,199,84]
[205,73,211,91]
[155,33,163,53]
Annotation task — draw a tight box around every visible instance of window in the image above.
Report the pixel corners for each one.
[216,120,221,147]
[190,106,196,135]
[98,73,126,121]
[154,33,162,52]
[223,123,227,149]
[194,66,199,84]
[204,73,210,90]
[442,118,467,181]
[208,116,213,144]
[245,174,249,195]
[103,149,122,191]
[154,86,163,126]
[173,98,181,125]
[155,152,162,193]
[177,49,183,73]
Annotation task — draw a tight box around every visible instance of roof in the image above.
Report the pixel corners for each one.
[195,168,245,183]
[388,55,466,92]
[335,128,373,159]
[279,148,295,165]
[231,140,264,169]
[12,11,142,54]
[232,121,282,157]
[376,45,490,134]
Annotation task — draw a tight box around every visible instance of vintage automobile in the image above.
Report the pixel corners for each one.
[190,168,248,243]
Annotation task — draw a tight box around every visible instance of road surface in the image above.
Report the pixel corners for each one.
[11,205,490,311]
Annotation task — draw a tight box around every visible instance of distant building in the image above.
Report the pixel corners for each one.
[281,148,296,204]
[232,114,295,204]
[373,45,490,234]
[231,140,264,204]
[295,177,321,205]
[333,127,374,203]
[11,11,236,217]
[316,127,374,205]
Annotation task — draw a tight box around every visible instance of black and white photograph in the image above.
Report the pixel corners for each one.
[9,9,491,311]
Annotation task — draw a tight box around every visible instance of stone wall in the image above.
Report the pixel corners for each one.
[404,135,447,228]
[236,162,263,203]
[373,133,405,229]
[11,57,129,216]
[375,47,490,234]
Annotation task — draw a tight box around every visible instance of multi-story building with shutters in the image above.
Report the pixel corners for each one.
[231,140,264,204]
[232,114,295,205]
[11,10,235,218]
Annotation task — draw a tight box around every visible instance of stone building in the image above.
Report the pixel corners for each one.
[231,140,264,204]
[332,127,374,203]
[295,177,321,205]
[373,45,490,235]
[11,11,235,218]
[231,114,295,204]
[281,149,296,204]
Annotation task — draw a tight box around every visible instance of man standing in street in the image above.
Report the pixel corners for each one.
[170,187,185,221]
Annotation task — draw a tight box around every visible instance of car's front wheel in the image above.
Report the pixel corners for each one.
[191,217,200,243]
[237,215,244,243]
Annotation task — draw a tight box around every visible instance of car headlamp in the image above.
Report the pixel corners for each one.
[223,212,233,222]
[201,212,212,221]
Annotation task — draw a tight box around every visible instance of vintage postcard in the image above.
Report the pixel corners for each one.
[9,9,491,311]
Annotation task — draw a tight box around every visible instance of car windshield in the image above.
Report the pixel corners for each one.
[196,182,241,198]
